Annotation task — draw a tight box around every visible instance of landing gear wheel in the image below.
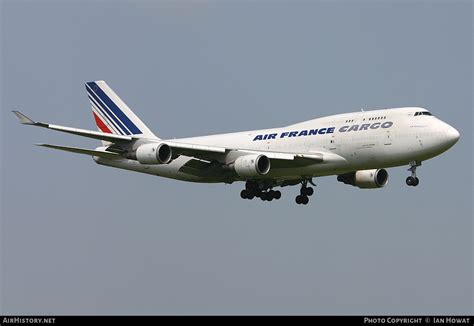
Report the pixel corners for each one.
[295,195,309,205]
[406,176,415,186]
[266,192,274,201]
[240,190,249,199]
[302,187,314,196]
[301,196,309,205]
[273,190,282,200]
[260,192,272,201]
[413,177,419,186]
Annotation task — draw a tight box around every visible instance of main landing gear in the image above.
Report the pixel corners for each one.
[240,181,282,202]
[406,161,421,187]
[295,180,315,205]
[239,179,316,204]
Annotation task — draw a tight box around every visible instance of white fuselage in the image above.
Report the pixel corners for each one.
[94,107,459,183]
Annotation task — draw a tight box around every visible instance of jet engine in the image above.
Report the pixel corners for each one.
[337,169,389,189]
[127,143,172,165]
[233,154,271,177]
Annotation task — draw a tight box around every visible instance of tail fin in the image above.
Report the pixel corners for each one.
[85,80,158,140]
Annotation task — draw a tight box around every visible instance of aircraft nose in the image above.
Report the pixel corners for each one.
[445,126,460,146]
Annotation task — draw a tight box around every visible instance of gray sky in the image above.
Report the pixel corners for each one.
[1,0,472,315]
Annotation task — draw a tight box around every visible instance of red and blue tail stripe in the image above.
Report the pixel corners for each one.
[92,111,112,134]
[85,80,158,140]
[88,90,122,134]
[86,81,142,136]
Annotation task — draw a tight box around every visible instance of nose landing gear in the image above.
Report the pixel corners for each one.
[406,161,421,186]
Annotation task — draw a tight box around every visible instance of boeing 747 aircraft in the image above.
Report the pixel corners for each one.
[13,81,460,205]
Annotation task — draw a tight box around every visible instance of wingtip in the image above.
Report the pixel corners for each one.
[12,110,36,125]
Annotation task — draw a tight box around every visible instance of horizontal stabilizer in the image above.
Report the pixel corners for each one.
[36,144,121,160]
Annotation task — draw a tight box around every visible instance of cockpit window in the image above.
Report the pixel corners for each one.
[415,111,432,116]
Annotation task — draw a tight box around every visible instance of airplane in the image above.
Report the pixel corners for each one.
[13,80,460,205]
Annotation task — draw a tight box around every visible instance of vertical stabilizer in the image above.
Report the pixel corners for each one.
[85,80,158,143]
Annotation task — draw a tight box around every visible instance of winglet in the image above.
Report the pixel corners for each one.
[12,111,36,125]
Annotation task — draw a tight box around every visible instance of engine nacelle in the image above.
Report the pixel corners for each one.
[233,154,271,177]
[129,143,172,165]
[337,169,389,189]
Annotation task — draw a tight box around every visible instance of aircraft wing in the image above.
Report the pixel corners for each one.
[162,140,325,162]
[12,111,224,154]
[13,111,337,165]
[162,141,328,164]
[164,140,227,156]
[237,150,324,162]
[13,111,133,143]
